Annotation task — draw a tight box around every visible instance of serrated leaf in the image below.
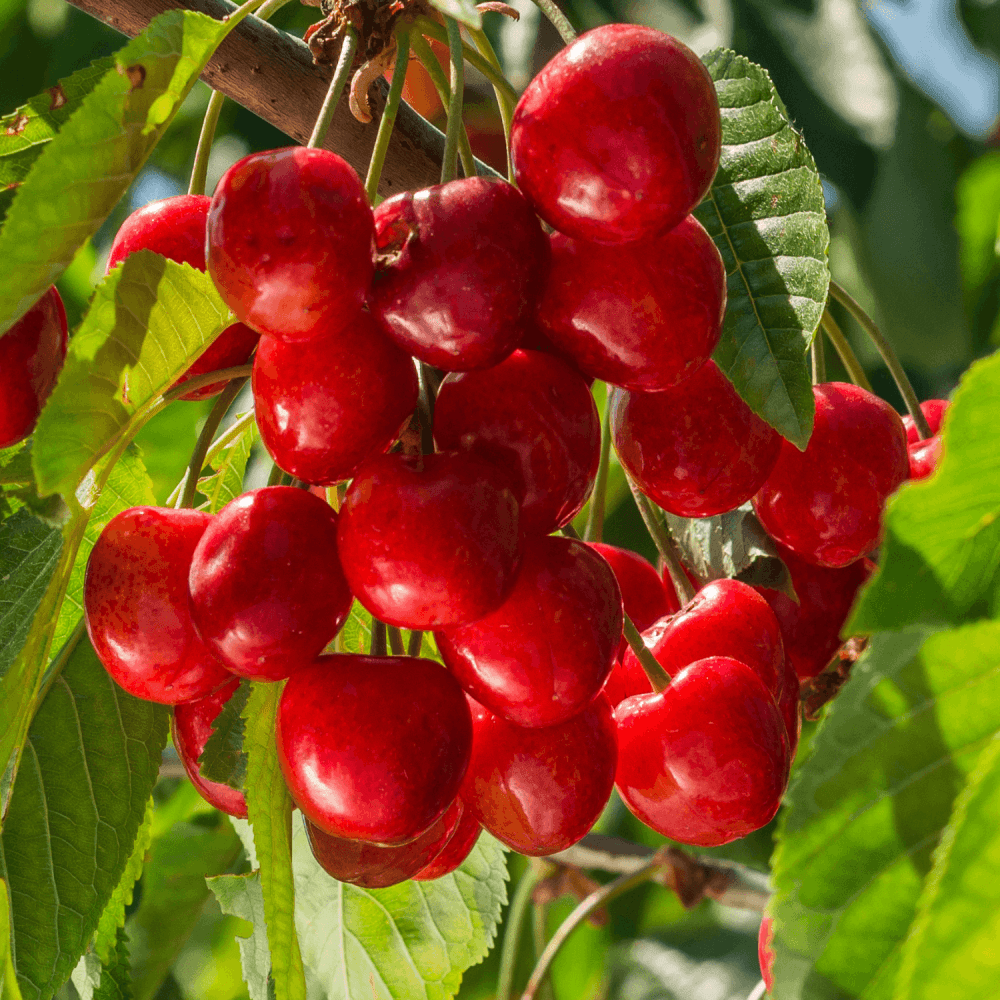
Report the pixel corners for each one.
[205,872,269,1000]
[200,678,250,791]
[695,47,828,450]
[0,445,32,487]
[337,602,372,655]
[426,0,482,30]
[196,411,258,514]
[93,928,131,1000]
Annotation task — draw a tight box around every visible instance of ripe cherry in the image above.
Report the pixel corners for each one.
[253,310,419,485]
[0,287,68,449]
[753,383,908,568]
[902,399,949,480]
[535,217,725,392]
[207,148,374,343]
[759,915,776,994]
[369,178,548,371]
[510,24,721,244]
[84,507,230,704]
[188,487,352,680]
[611,361,782,517]
[278,654,472,845]
[413,807,482,881]
[433,350,601,535]
[615,656,789,846]
[171,678,247,818]
[337,451,522,630]
[436,535,622,728]
[777,657,801,759]
[461,694,617,856]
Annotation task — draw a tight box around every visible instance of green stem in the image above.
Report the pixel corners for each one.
[560,522,581,540]
[387,625,404,655]
[308,29,358,149]
[468,26,515,182]
[365,29,410,203]
[810,326,826,385]
[188,90,226,196]
[497,864,544,1000]
[821,308,872,392]
[529,0,576,45]
[160,363,254,406]
[370,619,388,657]
[532,893,555,1000]
[441,17,465,185]
[267,461,286,487]
[406,630,424,657]
[583,398,611,543]
[622,612,670,692]
[417,362,436,455]
[827,280,930,439]
[627,478,696,604]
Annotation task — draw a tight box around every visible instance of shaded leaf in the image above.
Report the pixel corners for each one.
[200,678,250,791]
[0,881,22,1000]
[427,0,482,30]
[337,602,372,656]
[205,872,269,1000]
[196,411,258,514]
[93,928,131,1000]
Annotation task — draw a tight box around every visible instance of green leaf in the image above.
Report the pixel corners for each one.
[133,398,214,505]
[205,872,269,1000]
[0,634,167,1000]
[769,621,1000,1000]
[92,927,131,1000]
[695,48,828,450]
[337,602,372,655]
[848,350,1000,634]
[0,881,22,1000]
[196,411,258,514]
[200,678,250,791]
[426,0,482,30]
[955,151,1000,298]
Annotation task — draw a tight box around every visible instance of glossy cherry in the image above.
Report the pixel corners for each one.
[277,654,472,845]
[171,678,247,818]
[615,656,789,846]
[777,656,801,759]
[433,350,600,535]
[510,24,721,244]
[188,487,352,679]
[0,287,68,449]
[207,147,374,343]
[902,399,949,480]
[461,694,617,856]
[611,362,782,517]
[759,915,775,994]
[369,177,547,371]
[84,507,230,704]
[753,383,909,568]
[107,195,259,401]
[437,535,622,728]
[413,807,482,881]
[535,218,726,392]
[253,310,418,485]
[337,451,522,630]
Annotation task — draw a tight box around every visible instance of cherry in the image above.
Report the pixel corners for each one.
[461,694,617,856]
[754,543,873,681]
[0,287,68,449]
[433,350,601,535]
[758,915,775,994]
[777,657,801,759]
[510,24,721,244]
[188,487,352,680]
[412,806,482,881]
[84,507,230,704]
[520,324,594,386]
[171,678,247,818]
[337,451,522,630]
[753,383,909,568]
[107,195,259,401]
[253,310,419,486]
[615,656,789,846]
[207,147,374,343]
[436,535,622,728]
[369,178,547,371]
[902,399,949,480]
[277,654,472,845]
[902,399,949,444]
[611,361,782,517]
[535,217,725,391]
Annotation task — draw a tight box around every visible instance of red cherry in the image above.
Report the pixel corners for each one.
[615,656,789,846]
[510,24,721,244]
[337,452,522,630]
[433,350,600,535]
[277,654,472,845]
[207,147,374,343]
[461,695,617,856]
[84,507,230,704]
[436,535,622,728]
[611,361,782,517]
[253,310,418,485]
[520,324,594,386]
[753,383,908,568]
[901,399,949,480]
[188,487,352,680]
[535,218,725,392]
[0,287,68,449]
[107,195,259,401]
[412,806,482,881]
[759,915,775,993]
[902,399,949,444]
[171,678,247,818]
[777,657,801,759]
[369,178,547,371]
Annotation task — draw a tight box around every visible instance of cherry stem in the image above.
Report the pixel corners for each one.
[497,863,545,1000]
[441,17,465,186]
[467,26,514,182]
[828,280,931,439]
[364,28,410,203]
[810,325,826,385]
[387,625,404,655]
[560,522,581,540]
[821,308,872,392]
[627,478,696,604]
[308,28,358,149]
[370,619,388,656]
[531,876,556,1000]
[266,461,285,487]
[166,409,256,507]
[406,630,423,656]
[583,396,611,543]
[417,362,437,454]
[159,363,254,407]
[529,0,576,45]
[188,90,226,196]
[622,612,670,692]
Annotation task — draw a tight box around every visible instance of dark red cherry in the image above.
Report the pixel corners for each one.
[433,350,600,535]
[754,543,873,681]
[461,694,617,856]
[277,654,473,845]
[902,399,949,480]
[336,452,522,630]
[759,916,775,994]
[412,806,482,881]
[753,383,908,568]
[0,287,68,449]
[207,147,374,343]
[902,399,949,444]
[253,310,418,485]
[777,656,801,759]
[535,218,725,392]
[611,362,782,517]
[369,177,547,371]
[436,535,622,728]
[106,195,259,401]
[510,24,721,244]
[84,507,230,704]
[188,487,352,680]
[615,656,789,847]
[171,678,247,818]
[520,324,594,386]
